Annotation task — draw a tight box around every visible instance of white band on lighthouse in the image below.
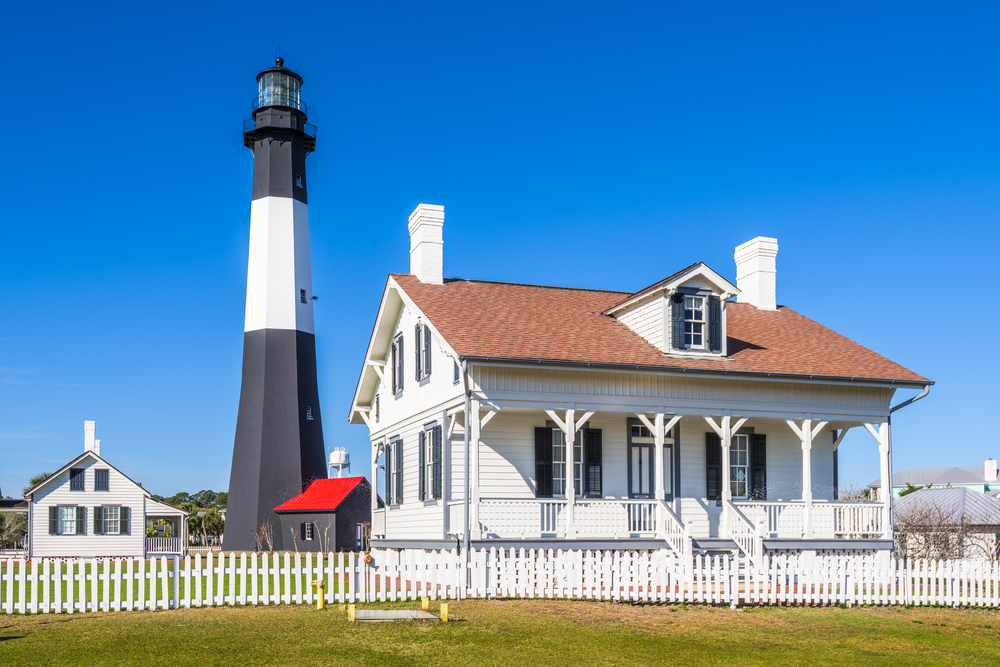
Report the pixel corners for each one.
[244,196,314,334]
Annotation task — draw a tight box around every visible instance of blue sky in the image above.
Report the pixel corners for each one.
[2,1,998,497]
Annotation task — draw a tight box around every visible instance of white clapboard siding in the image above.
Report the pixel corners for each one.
[616,293,664,351]
[31,456,147,558]
[370,304,464,433]
[471,366,892,413]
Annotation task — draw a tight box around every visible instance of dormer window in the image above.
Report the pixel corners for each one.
[669,293,722,354]
[684,296,705,349]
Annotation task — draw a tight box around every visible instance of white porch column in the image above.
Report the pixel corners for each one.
[801,423,813,539]
[705,414,747,535]
[564,409,576,539]
[785,416,827,540]
[637,411,682,538]
[470,398,481,540]
[865,421,892,540]
[371,439,379,514]
[442,407,451,540]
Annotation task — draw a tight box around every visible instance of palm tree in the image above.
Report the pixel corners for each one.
[23,472,52,498]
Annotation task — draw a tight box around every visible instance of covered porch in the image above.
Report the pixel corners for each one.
[372,400,896,562]
[145,499,188,557]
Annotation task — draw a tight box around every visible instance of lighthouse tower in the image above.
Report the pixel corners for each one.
[224,59,327,552]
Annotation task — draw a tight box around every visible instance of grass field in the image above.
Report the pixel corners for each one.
[1,599,999,666]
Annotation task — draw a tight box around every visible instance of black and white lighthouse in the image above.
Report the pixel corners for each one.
[224,59,327,552]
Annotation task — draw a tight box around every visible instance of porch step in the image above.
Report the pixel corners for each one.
[692,538,738,554]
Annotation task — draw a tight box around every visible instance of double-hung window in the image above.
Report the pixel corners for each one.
[418,424,443,501]
[102,506,121,534]
[730,434,749,499]
[414,324,431,382]
[391,335,404,394]
[536,427,602,498]
[684,296,705,349]
[670,293,722,353]
[59,506,77,535]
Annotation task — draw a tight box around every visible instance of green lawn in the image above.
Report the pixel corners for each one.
[0,599,998,666]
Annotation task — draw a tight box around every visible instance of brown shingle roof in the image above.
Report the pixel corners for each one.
[392,274,929,384]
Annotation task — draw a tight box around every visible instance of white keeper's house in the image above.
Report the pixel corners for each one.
[349,204,931,563]
[24,422,188,559]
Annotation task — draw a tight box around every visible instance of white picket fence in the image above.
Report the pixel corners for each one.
[2,549,1000,614]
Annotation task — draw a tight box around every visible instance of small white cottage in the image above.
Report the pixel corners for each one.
[25,422,188,559]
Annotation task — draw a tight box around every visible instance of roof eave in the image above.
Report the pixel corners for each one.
[460,355,932,389]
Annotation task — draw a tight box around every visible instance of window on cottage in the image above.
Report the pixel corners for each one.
[94,469,109,491]
[552,430,583,498]
[303,522,314,540]
[453,360,460,384]
[419,424,443,501]
[60,506,77,534]
[102,506,120,535]
[69,468,85,491]
[684,296,705,348]
[730,434,749,499]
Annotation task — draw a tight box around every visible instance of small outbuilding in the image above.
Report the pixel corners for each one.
[24,421,188,559]
[274,477,374,553]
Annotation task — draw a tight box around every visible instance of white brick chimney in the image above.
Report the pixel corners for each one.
[986,459,998,483]
[408,204,444,284]
[84,421,96,453]
[735,237,778,310]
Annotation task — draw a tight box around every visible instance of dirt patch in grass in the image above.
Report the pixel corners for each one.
[0,601,998,666]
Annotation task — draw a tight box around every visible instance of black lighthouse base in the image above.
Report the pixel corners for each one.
[224,329,327,552]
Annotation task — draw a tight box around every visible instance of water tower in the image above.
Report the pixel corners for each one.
[224,58,327,552]
[329,448,351,478]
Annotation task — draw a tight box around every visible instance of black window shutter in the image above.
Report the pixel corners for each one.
[414,324,422,380]
[432,426,442,500]
[300,522,307,540]
[391,342,398,393]
[76,506,86,535]
[49,506,58,535]
[424,325,432,376]
[385,443,393,505]
[708,295,722,351]
[535,427,553,498]
[395,439,403,503]
[70,468,84,491]
[94,506,103,535]
[121,507,130,535]
[585,429,602,498]
[751,434,767,500]
[398,338,404,391]
[418,431,426,501]
[671,294,686,349]
[705,433,722,500]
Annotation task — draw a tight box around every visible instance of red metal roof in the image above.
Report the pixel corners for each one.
[274,477,367,512]
[391,274,929,384]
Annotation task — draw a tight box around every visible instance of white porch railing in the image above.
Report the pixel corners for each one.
[734,501,885,539]
[145,537,184,554]
[575,500,658,537]
[660,500,693,560]
[724,501,764,565]
[479,499,665,539]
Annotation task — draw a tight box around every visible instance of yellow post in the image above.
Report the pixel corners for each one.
[422,596,429,610]
[440,602,448,622]
[348,603,356,622]
[338,603,346,612]
[316,585,325,610]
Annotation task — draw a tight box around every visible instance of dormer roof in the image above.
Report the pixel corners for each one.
[603,262,739,315]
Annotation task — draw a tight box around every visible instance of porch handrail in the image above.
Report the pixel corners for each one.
[657,500,691,560]
[724,500,764,566]
[145,537,184,554]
